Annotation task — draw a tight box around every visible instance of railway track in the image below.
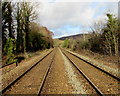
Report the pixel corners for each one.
[64,49,120,81]
[1,48,119,95]
[1,50,53,75]
[1,49,55,95]
[61,48,119,95]
[38,49,56,95]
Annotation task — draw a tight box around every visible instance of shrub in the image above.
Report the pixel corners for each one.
[62,39,69,48]
[4,37,16,64]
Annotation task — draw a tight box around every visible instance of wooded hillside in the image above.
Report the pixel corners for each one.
[2,2,53,65]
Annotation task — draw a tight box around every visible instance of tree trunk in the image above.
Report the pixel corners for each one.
[113,35,119,56]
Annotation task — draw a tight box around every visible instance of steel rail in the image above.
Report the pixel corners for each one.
[62,50,103,95]
[1,49,54,94]
[63,48,120,81]
[38,49,56,96]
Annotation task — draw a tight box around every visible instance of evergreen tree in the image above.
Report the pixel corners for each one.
[2,2,14,54]
[103,13,119,56]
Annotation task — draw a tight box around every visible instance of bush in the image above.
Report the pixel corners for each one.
[4,37,16,64]
[88,34,102,53]
[62,39,69,48]
[68,39,77,51]
[28,32,47,52]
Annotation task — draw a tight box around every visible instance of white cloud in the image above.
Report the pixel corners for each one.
[39,2,117,28]
[11,0,118,38]
[39,2,96,29]
[34,1,118,38]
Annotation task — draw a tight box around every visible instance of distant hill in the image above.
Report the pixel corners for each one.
[58,34,88,40]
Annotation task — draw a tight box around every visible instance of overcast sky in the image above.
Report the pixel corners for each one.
[12,0,119,38]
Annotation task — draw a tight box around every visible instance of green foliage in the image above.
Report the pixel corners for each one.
[80,40,90,49]
[62,37,90,51]
[88,34,102,52]
[64,13,119,56]
[2,2,14,54]
[68,39,77,51]
[84,13,119,56]
[102,13,119,56]
[28,32,47,52]
[4,38,16,64]
[2,2,53,65]
[29,22,53,51]
[62,39,69,48]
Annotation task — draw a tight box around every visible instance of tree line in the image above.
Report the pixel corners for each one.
[2,1,53,64]
[62,13,120,56]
